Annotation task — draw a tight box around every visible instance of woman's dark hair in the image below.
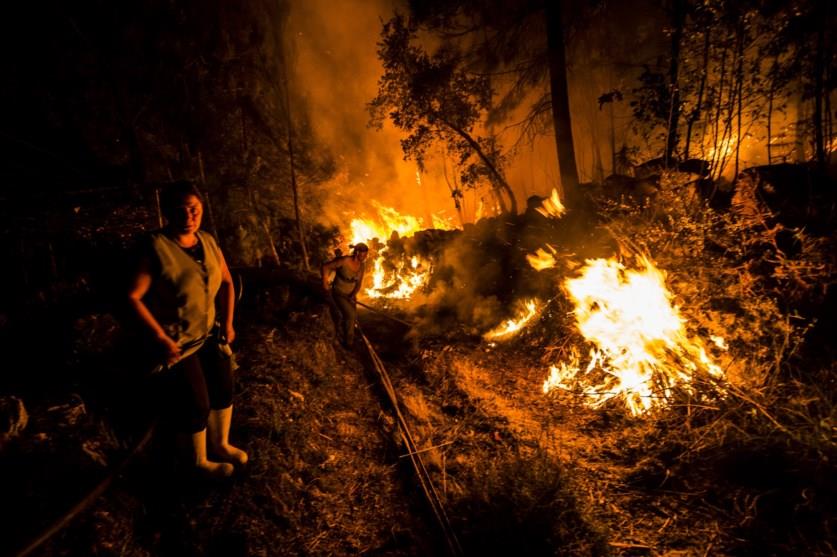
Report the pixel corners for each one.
[159,181,203,218]
[351,242,369,254]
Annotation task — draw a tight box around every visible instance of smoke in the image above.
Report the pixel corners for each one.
[375,203,599,336]
[285,0,458,234]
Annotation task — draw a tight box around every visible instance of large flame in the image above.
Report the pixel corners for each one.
[543,256,725,415]
[484,299,542,340]
[349,203,453,300]
[350,201,424,244]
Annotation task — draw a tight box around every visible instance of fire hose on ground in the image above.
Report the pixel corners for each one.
[355,299,415,327]
[356,323,463,557]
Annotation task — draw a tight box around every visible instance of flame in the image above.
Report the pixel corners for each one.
[349,203,449,300]
[365,254,429,299]
[484,299,542,340]
[349,219,383,245]
[349,202,424,243]
[543,257,725,415]
[527,245,559,271]
[536,188,567,219]
[432,213,456,230]
[710,335,728,350]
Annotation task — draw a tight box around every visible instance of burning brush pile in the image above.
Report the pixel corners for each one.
[349,188,738,418]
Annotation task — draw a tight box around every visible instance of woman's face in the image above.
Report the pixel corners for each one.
[168,194,203,235]
[355,249,368,262]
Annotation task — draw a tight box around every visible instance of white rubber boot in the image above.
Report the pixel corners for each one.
[208,405,249,466]
[191,429,234,478]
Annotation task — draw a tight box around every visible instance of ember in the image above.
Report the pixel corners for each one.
[543,256,726,415]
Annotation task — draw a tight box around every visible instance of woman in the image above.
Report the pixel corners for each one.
[321,243,368,347]
[128,182,248,478]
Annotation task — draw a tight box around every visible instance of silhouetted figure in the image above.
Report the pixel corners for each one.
[321,243,368,347]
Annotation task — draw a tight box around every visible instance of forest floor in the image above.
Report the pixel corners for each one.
[4,287,821,557]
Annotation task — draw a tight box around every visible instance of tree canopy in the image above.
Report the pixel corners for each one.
[369,14,518,214]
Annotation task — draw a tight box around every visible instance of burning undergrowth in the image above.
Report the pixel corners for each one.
[349,171,835,552]
[359,171,834,417]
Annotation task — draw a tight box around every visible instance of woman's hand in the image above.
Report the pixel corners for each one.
[223,323,236,344]
[159,334,181,365]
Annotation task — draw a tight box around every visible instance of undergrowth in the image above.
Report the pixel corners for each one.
[451,449,610,556]
[595,171,836,554]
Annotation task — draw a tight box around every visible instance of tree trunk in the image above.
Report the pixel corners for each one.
[287,137,309,270]
[826,60,833,166]
[593,140,604,183]
[609,101,616,175]
[154,187,164,228]
[246,185,281,267]
[664,0,686,167]
[282,66,310,271]
[767,85,774,164]
[482,71,508,215]
[441,154,466,227]
[813,0,826,170]
[545,0,580,206]
[733,28,744,181]
[710,47,728,179]
[794,78,807,162]
[197,151,220,240]
[684,29,710,160]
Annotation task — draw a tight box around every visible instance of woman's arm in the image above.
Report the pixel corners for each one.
[128,257,181,364]
[321,257,344,290]
[217,250,236,343]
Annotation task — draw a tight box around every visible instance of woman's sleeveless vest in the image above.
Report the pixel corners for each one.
[144,230,223,358]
